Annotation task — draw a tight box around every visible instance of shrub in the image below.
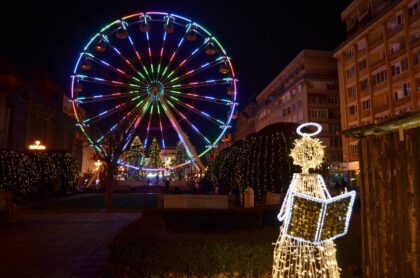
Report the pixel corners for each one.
[109,213,277,277]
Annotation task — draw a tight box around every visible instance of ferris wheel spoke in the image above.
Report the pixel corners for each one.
[142,102,155,149]
[165,99,212,145]
[74,91,144,104]
[166,56,226,85]
[96,97,149,144]
[123,98,153,148]
[75,74,144,90]
[156,31,168,81]
[158,97,205,170]
[159,25,193,81]
[167,78,233,90]
[166,95,225,126]
[139,14,155,80]
[82,94,144,125]
[101,35,149,82]
[120,21,152,81]
[161,39,208,83]
[167,90,232,105]
[156,102,166,149]
[83,53,147,86]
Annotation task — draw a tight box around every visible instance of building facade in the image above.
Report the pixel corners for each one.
[0,62,83,167]
[253,50,342,167]
[334,0,420,174]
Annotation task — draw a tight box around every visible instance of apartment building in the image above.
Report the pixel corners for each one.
[335,0,420,174]
[254,50,342,166]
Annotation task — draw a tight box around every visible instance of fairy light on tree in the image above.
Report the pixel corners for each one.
[272,122,356,278]
[126,135,144,180]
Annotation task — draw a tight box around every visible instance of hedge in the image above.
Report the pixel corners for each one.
[109,213,278,277]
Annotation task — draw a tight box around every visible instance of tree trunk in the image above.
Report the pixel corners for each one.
[105,162,117,212]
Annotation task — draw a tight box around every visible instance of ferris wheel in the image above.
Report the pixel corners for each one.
[70,11,238,171]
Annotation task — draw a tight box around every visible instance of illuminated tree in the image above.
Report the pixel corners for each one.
[147,137,161,169]
[173,141,188,180]
[126,136,144,180]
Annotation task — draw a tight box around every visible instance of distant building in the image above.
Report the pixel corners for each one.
[234,101,256,141]
[253,50,342,167]
[334,0,420,177]
[0,61,83,166]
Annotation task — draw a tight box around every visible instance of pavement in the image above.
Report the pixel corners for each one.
[0,212,140,278]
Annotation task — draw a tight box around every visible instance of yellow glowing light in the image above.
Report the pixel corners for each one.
[28,140,46,150]
[94,160,102,171]
[272,122,356,278]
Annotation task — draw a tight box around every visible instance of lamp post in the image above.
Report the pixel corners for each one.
[28,140,46,150]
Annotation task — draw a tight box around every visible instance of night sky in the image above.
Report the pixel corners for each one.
[1,0,351,107]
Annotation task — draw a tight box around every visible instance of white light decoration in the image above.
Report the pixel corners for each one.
[272,122,356,278]
[28,140,46,150]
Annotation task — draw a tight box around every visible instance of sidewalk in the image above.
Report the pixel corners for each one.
[0,212,140,278]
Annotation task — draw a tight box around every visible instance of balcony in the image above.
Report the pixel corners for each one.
[387,24,404,39]
[360,88,370,97]
[370,59,386,70]
[412,35,420,48]
[409,10,420,24]
[358,48,367,57]
[361,109,372,118]
[394,95,412,107]
[389,46,406,61]
[392,71,409,83]
[373,104,389,114]
[369,36,384,50]
[347,94,356,104]
[348,113,358,122]
[373,81,388,94]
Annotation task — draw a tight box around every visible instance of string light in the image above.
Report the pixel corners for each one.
[28,140,46,150]
[272,122,356,278]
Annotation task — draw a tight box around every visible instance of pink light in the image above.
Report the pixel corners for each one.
[160,48,164,57]
[125,59,132,65]
[170,52,176,62]
[179,59,187,66]
[186,70,194,75]
[116,69,126,75]
[148,47,152,57]
[135,51,142,61]
[112,81,123,85]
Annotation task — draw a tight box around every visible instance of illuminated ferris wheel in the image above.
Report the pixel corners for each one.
[70,11,238,171]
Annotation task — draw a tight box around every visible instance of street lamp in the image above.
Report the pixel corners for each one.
[28,140,46,150]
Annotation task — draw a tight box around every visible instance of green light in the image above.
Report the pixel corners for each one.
[132,77,140,82]
[150,64,154,74]
[170,90,181,94]
[167,71,174,78]
[157,105,161,114]
[171,77,179,83]
[172,84,181,88]
[143,66,149,76]
[162,66,168,77]
[157,64,161,75]
[217,119,224,125]
[100,20,120,33]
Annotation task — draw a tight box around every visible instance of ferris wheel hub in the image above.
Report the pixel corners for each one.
[146,80,164,101]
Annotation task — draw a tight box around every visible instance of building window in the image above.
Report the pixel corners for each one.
[327,83,337,90]
[351,144,359,155]
[349,105,358,115]
[362,99,371,111]
[403,82,411,96]
[414,51,420,65]
[373,70,387,85]
[360,79,369,90]
[347,85,356,97]
[359,59,367,70]
[328,97,339,105]
[309,108,328,119]
[401,58,408,72]
[409,0,420,16]
[330,137,342,147]
[391,63,401,76]
[346,66,355,78]
[345,49,354,60]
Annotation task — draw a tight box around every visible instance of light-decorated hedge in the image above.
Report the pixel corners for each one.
[109,213,277,278]
[0,150,79,197]
[207,122,300,201]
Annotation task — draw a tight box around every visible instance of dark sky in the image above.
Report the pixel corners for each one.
[1,0,351,107]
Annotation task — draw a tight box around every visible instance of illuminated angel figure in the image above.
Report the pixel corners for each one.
[272,122,356,278]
